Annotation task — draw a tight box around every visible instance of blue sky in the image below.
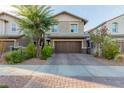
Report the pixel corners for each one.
[1,5,124,31]
[52,5,124,31]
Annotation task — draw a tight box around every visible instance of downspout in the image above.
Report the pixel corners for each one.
[4,20,7,36]
[3,14,8,36]
[4,20,8,52]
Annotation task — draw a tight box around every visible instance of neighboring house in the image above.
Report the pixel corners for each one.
[0,12,28,51]
[0,11,88,53]
[46,11,88,53]
[88,13,124,53]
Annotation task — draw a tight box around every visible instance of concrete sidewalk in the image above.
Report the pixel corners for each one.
[0,65,124,77]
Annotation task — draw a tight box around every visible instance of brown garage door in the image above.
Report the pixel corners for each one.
[0,41,14,52]
[55,41,81,53]
[118,41,124,53]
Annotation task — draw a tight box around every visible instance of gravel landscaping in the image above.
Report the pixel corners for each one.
[0,57,46,65]
[18,58,46,65]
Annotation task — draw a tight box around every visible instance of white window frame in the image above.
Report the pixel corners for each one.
[11,23,17,32]
[111,22,118,33]
[51,24,59,33]
[70,24,78,33]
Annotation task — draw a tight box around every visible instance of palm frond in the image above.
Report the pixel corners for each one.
[13,5,57,40]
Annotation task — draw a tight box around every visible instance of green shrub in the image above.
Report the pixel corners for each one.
[114,54,124,63]
[102,37,119,59]
[41,45,53,60]
[4,51,13,62]
[4,50,23,64]
[0,84,9,88]
[25,43,36,58]
[18,48,30,60]
[4,43,36,64]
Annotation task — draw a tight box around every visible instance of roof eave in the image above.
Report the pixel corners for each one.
[0,12,20,20]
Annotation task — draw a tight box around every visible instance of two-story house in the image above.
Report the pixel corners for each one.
[0,11,88,53]
[47,11,88,53]
[88,13,124,53]
[0,12,28,51]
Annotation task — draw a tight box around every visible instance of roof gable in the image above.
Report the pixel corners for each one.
[53,11,88,24]
[88,13,124,32]
[0,12,20,20]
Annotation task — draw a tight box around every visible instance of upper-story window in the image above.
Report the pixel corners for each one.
[71,24,78,33]
[11,23,17,32]
[112,22,118,32]
[51,24,59,32]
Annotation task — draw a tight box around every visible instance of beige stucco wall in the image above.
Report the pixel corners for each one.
[53,13,83,22]
[0,14,23,36]
[90,15,124,35]
[106,15,124,35]
[0,20,4,35]
[47,13,84,37]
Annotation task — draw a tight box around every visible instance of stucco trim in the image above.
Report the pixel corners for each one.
[0,35,24,39]
[0,39,16,42]
[52,39,83,41]
[49,36,84,39]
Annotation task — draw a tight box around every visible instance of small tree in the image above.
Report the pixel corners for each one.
[89,26,119,59]
[89,26,108,56]
[102,36,119,59]
[13,5,57,58]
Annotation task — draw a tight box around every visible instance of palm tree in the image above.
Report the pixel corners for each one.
[13,5,56,58]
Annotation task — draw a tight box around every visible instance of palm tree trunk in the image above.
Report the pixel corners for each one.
[42,33,45,49]
[96,43,99,56]
[36,38,41,58]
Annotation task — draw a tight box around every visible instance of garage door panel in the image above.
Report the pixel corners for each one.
[55,41,81,53]
[0,41,14,52]
[118,41,124,53]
